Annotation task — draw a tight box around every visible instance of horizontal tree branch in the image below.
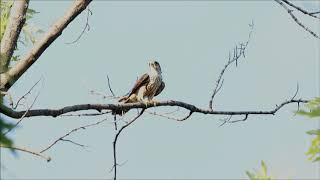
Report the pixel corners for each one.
[0,99,308,119]
[0,0,92,91]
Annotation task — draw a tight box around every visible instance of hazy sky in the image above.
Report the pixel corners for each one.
[1,1,319,179]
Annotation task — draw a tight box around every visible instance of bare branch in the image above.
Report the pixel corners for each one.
[281,0,320,19]
[4,84,41,135]
[209,23,253,109]
[0,0,92,91]
[310,11,320,15]
[146,109,192,121]
[112,109,145,180]
[0,0,29,72]
[0,98,308,119]
[60,110,112,117]
[107,75,116,97]
[90,90,118,100]
[60,139,90,151]
[40,118,107,153]
[0,144,51,162]
[219,115,233,127]
[274,0,320,39]
[13,77,43,109]
[65,6,92,44]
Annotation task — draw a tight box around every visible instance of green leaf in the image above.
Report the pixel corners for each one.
[261,160,268,176]
[296,97,320,118]
[246,171,256,180]
[245,161,273,180]
[0,94,14,149]
[306,129,320,136]
[11,55,19,62]
[312,156,320,162]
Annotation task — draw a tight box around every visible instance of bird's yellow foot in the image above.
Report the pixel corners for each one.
[149,99,158,107]
[141,99,149,108]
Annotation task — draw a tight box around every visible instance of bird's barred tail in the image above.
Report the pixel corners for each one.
[114,96,130,115]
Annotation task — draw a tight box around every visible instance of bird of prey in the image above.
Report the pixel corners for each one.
[117,60,165,114]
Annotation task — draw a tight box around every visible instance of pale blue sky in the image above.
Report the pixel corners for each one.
[1,1,319,179]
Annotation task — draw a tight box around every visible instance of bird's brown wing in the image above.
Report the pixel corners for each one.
[155,81,165,96]
[128,73,150,96]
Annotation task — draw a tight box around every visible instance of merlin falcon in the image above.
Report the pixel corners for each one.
[117,60,165,114]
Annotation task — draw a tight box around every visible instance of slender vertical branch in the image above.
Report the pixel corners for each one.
[112,109,145,180]
[209,23,253,109]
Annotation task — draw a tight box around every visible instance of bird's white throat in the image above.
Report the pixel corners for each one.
[148,68,162,82]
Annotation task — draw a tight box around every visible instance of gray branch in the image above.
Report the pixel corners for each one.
[274,0,320,39]
[0,99,308,119]
[0,0,92,91]
[0,0,29,72]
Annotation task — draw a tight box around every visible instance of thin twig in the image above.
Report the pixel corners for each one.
[66,6,92,44]
[112,109,145,180]
[13,77,43,109]
[281,0,320,19]
[4,81,42,135]
[209,22,254,109]
[107,75,116,97]
[219,115,232,127]
[40,118,107,153]
[60,139,90,151]
[146,110,184,121]
[107,75,118,130]
[0,144,51,162]
[275,0,319,39]
[90,90,119,100]
[60,110,112,117]
[229,114,249,123]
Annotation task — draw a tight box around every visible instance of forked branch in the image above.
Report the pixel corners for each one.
[209,22,254,109]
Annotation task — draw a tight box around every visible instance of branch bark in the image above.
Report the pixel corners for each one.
[0,0,29,72]
[0,99,308,119]
[0,144,51,162]
[274,0,320,39]
[0,0,92,91]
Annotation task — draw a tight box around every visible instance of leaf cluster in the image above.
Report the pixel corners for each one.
[1,0,43,65]
[0,94,14,148]
[246,160,272,180]
[296,97,320,162]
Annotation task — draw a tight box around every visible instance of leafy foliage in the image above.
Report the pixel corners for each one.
[0,0,41,149]
[0,94,14,148]
[296,97,320,162]
[246,160,272,180]
[0,0,13,40]
[1,0,43,63]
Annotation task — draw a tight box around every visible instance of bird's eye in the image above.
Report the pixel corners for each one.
[155,61,159,65]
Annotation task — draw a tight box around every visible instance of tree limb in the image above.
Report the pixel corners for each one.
[281,0,320,19]
[0,0,29,72]
[0,0,92,91]
[0,144,51,162]
[0,99,308,119]
[274,0,320,39]
[40,118,107,153]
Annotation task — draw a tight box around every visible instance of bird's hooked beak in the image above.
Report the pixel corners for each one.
[148,60,161,73]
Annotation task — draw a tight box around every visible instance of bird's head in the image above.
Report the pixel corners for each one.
[149,60,162,73]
